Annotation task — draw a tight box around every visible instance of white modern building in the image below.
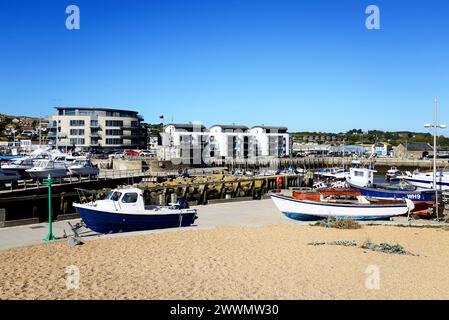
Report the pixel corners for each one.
[159,123,290,163]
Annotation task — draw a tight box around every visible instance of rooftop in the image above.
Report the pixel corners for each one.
[402,143,433,151]
[55,106,139,114]
[210,124,249,131]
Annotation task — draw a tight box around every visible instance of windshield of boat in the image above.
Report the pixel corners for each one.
[73,160,89,166]
[106,191,122,201]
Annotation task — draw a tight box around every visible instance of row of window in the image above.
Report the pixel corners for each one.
[106,138,122,145]
[69,138,85,145]
[58,110,138,118]
[70,129,85,136]
[68,138,124,145]
[69,120,142,127]
[70,120,85,126]
[105,129,122,136]
[105,120,124,127]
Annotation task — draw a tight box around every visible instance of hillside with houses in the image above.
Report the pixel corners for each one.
[0,113,48,144]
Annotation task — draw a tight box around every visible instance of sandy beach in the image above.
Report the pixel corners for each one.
[1,224,449,300]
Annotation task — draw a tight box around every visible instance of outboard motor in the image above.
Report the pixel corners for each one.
[176,198,189,209]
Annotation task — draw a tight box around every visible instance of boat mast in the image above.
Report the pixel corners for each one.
[433,97,438,219]
[425,96,446,220]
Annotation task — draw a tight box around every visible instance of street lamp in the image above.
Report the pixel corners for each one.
[424,97,445,220]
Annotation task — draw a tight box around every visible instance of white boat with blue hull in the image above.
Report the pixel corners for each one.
[271,192,413,221]
[73,188,198,233]
[398,170,449,191]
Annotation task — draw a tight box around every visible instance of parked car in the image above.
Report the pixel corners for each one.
[108,151,124,159]
[124,149,140,157]
[139,150,156,157]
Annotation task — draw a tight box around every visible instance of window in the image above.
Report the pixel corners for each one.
[131,121,139,127]
[121,193,138,203]
[79,110,95,116]
[109,192,122,201]
[105,120,123,127]
[65,110,76,116]
[70,129,85,136]
[354,171,364,177]
[70,120,85,126]
[106,129,122,136]
[90,120,98,126]
[69,138,85,145]
[106,138,122,145]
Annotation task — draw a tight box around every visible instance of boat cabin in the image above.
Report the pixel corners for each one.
[97,188,190,213]
[346,168,377,187]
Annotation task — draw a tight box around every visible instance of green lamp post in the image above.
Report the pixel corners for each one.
[43,174,55,242]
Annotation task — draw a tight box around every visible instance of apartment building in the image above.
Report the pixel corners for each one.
[159,123,290,163]
[47,107,146,150]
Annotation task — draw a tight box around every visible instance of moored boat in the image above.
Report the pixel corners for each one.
[73,187,198,233]
[271,189,413,221]
[346,167,437,215]
[385,166,400,181]
[68,159,99,177]
[25,159,68,179]
[397,169,449,191]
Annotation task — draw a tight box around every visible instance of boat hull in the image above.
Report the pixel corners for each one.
[74,204,198,233]
[26,168,68,179]
[69,167,99,176]
[348,183,436,202]
[402,177,449,191]
[271,194,409,221]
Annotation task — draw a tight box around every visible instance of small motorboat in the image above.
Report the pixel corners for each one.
[68,159,99,177]
[271,188,413,221]
[316,167,349,180]
[25,159,68,180]
[385,166,400,181]
[397,169,449,191]
[73,187,198,233]
[0,157,35,177]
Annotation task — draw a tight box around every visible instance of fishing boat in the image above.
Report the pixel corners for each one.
[271,189,413,221]
[68,159,99,177]
[346,167,437,214]
[385,166,400,181]
[73,187,198,233]
[25,159,68,180]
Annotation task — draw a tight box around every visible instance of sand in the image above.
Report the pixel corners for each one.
[1,224,449,300]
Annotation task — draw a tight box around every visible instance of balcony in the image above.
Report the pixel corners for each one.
[90,132,102,138]
[121,133,145,139]
[120,126,143,131]
[48,132,67,138]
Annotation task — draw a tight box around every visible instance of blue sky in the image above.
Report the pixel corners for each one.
[0,0,448,133]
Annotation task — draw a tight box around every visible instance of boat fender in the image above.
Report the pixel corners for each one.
[277,176,283,187]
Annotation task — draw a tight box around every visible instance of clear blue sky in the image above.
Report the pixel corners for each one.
[1,0,448,133]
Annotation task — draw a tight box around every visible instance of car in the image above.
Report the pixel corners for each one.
[139,150,156,157]
[108,151,124,159]
[124,149,140,156]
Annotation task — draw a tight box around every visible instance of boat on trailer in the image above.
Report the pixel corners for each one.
[271,189,413,221]
[73,187,198,233]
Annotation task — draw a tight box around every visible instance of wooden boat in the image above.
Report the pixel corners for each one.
[271,189,413,221]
